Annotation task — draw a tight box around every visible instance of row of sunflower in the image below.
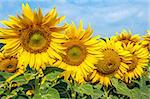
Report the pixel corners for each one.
[0,3,149,93]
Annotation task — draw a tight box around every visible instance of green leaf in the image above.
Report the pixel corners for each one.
[112,77,150,99]
[93,88,103,98]
[93,84,103,98]
[112,78,133,98]
[0,88,4,94]
[41,87,60,99]
[45,71,61,81]
[131,88,150,99]
[0,72,13,79]
[44,67,63,75]
[40,81,50,90]
[109,95,119,99]
[131,88,141,99]
[11,87,24,94]
[0,72,36,85]
[1,96,7,99]
[15,95,29,99]
[131,76,150,99]
[33,94,42,99]
[33,87,60,99]
[115,84,132,97]
[73,84,94,96]
[12,75,27,83]
[12,72,36,83]
[23,73,36,81]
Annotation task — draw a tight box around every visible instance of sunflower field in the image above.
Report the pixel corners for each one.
[0,3,149,99]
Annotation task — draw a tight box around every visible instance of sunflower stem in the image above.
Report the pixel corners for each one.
[71,91,76,99]
[103,87,109,98]
[34,77,40,95]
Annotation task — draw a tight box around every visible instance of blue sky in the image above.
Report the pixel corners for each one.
[0,0,149,37]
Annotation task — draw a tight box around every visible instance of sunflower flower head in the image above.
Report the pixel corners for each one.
[55,21,103,84]
[88,38,132,86]
[112,30,141,45]
[0,53,18,73]
[141,30,150,51]
[0,3,67,81]
[122,43,149,83]
[0,3,67,71]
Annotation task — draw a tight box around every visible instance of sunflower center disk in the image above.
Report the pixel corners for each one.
[23,30,49,53]
[96,50,121,74]
[29,32,47,49]
[68,46,82,59]
[21,30,50,53]
[127,56,138,71]
[30,33,44,44]
[64,46,86,66]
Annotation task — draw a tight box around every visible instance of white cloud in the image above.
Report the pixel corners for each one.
[42,2,147,28]
[101,7,138,22]
[75,4,141,25]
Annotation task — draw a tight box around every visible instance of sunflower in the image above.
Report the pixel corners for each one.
[122,43,149,83]
[55,21,103,84]
[0,53,18,73]
[141,30,150,50]
[0,3,67,81]
[112,30,141,45]
[88,39,131,86]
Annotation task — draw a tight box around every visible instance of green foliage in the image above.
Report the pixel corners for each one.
[73,84,94,95]
[111,77,150,99]
[112,78,133,98]
[0,67,149,99]
[33,87,60,99]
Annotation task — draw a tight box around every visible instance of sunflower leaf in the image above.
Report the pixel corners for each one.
[109,95,119,99]
[112,78,133,98]
[73,84,94,96]
[0,72,13,79]
[93,87,103,98]
[92,84,103,98]
[131,77,150,99]
[12,75,27,83]
[45,71,61,81]
[33,87,60,99]
[0,88,4,94]
[131,87,149,99]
